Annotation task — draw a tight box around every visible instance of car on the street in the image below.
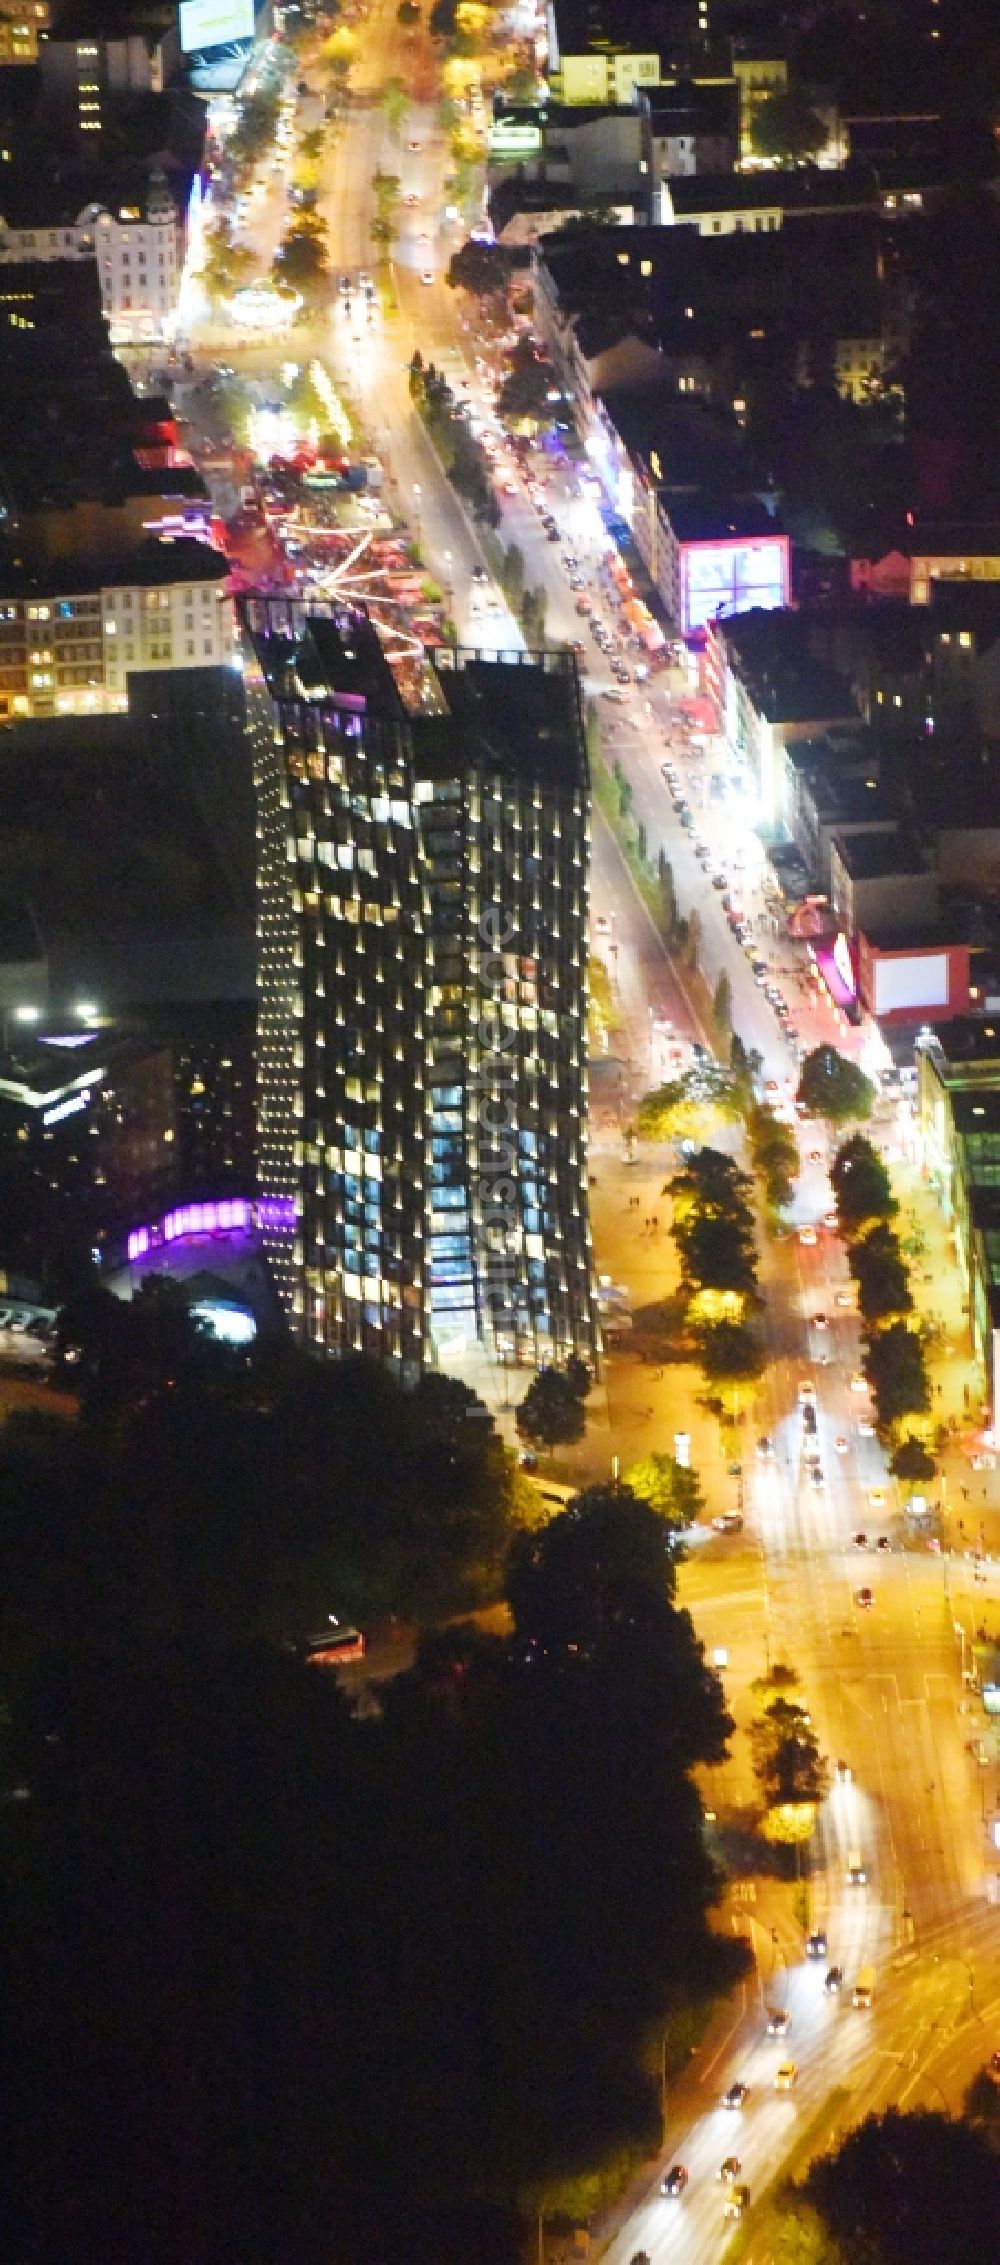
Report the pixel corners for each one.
[850,1371,867,1393]
[868,1486,887,1508]
[835,1758,852,1781]
[724,2184,750,2220]
[712,1511,744,1533]
[855,1585,874,1608]
[824,1964,844,1993]
[602,686,627,702]
[812,1312,829,1329]
[852,1530,868,1549]
[806,1930,828,1958]
[809,1463,824,1486]
[420,269,435,284]
[404,190,420,204]
[718,2156,741,2183]
[766,2006,791,2035]
[407,137,421,149]
[774,2061,798,2091]
[661,2165,689,2196]
[875,1534,890,1551]
[594,914,611,937]
[834,1434,849,1453]
[799,1225,817,1246]
[799,1378,816,1402]
[858,1416,876,1436]
[835,1290,853,1308]
[712,871,727,889]
[757,1435,773,1457]
[722,2081,748,2110]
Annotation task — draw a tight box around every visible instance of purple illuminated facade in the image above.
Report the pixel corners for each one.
[127,1196,258,1264]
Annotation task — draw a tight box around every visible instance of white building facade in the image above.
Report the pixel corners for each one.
[0,170,188,344]
[0,550,233,721]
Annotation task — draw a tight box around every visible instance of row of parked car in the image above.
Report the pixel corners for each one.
[0,1307,51,1337]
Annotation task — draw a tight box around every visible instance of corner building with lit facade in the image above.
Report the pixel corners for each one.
[244,603,598,1382]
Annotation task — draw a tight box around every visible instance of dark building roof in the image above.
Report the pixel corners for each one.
[641,77,738,137]
[912,520,1000,556]
[0,148,190,230]
[552,0,697,54]
[0,673,254,1007]
[949,1090,1000,1137]
[297,611,408,716]
[539,210,887,342]
[719,610,859,724]
[596,382,746,480]
[491,96,637,127]
[903,746,1000,832]
[923,1017,1000,1069]
[929,582,1000,641]
[661,490,779,542]
[490,180,585,236]
[0,536,228,595]
[42,4,171,33]
[664,165,882,215]
[421,652,587,788]
[833,828,928,879]
[0,254,107,350]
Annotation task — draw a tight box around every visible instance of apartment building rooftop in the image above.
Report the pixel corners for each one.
[921,1018,1000,1074]
[833,827,928,879]
[0,535,228,595]
[719,609,858,723]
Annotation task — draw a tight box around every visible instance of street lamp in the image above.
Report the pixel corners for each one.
[443,547,453,604]
[412,481,422,538]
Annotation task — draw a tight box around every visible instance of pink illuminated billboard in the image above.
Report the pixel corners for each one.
[681,536,790,637]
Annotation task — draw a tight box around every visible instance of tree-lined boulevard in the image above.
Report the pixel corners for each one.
[4,5,999,2260]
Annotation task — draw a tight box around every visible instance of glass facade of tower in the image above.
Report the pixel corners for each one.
[418,648,597,1368]
[246,601,598,1378]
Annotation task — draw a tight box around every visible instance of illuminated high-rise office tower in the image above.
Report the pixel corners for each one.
[245,602,598,1381]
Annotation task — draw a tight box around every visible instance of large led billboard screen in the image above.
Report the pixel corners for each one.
[681,537,789,636]
[179,0,255,52]
[872,952,949,1016]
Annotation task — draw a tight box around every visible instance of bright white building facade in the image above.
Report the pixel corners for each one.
[0,169,189,344]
